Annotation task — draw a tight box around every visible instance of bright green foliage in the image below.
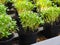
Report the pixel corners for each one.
[35,0,52,11]
[41,7,60,24]
[19,11,43,31]
[0,4,7,15]
[11,0,29,3]
[0,14,16,39]
[13,0,34,13]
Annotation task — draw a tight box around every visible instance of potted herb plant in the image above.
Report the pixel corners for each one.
[40,7,60,38]
[0,14,17,45]
[18,11,42,45]
[5,0,34,19]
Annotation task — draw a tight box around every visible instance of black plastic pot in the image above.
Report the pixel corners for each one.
[5,2,19,19]
[5,2,18,18]
[5,2,13,8]
[43,23,58,38]
[51,22,60,35]
[18,27,37,45]
[0,34,14,45]
[19,30,37,45]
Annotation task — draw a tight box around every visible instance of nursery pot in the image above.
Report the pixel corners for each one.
[51,22,60,35]
[0,34,14,45]
[19,28,37,45]
[5,2,13,8]
[6,3,20,22]
[43,23,58,38]
[5,1,18,18]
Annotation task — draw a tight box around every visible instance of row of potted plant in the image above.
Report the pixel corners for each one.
[0,15,17,45]
[0,1,41,45]
[33,0,60,38]
[0,0,60,45]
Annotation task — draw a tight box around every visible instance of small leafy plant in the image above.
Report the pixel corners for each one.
[0,4,7,15]
[19,11,44,31]
[40,7,60,24]
[35,0,52,11]
[13,0,34,13]
[0,14,16,39]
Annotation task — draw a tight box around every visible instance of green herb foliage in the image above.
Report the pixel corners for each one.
[19,11,43,31]
[0,4,7,15]
[35,0,52,11]
[0,14,16,39]
[41,7,60,24]
[12,0,29,3]
[13,0,34,13]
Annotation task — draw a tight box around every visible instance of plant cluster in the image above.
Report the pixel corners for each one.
[35,0,52,11]
[11,0,29,3]
[0,0,18,39]
[13,0,34,13]
[19,11,44,31]
[0,0,60,32]
[41,7,60,24]
[0,14,16,39]
[32,0,60,25]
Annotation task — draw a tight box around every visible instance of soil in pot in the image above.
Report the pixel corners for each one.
[0,34,14,45]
